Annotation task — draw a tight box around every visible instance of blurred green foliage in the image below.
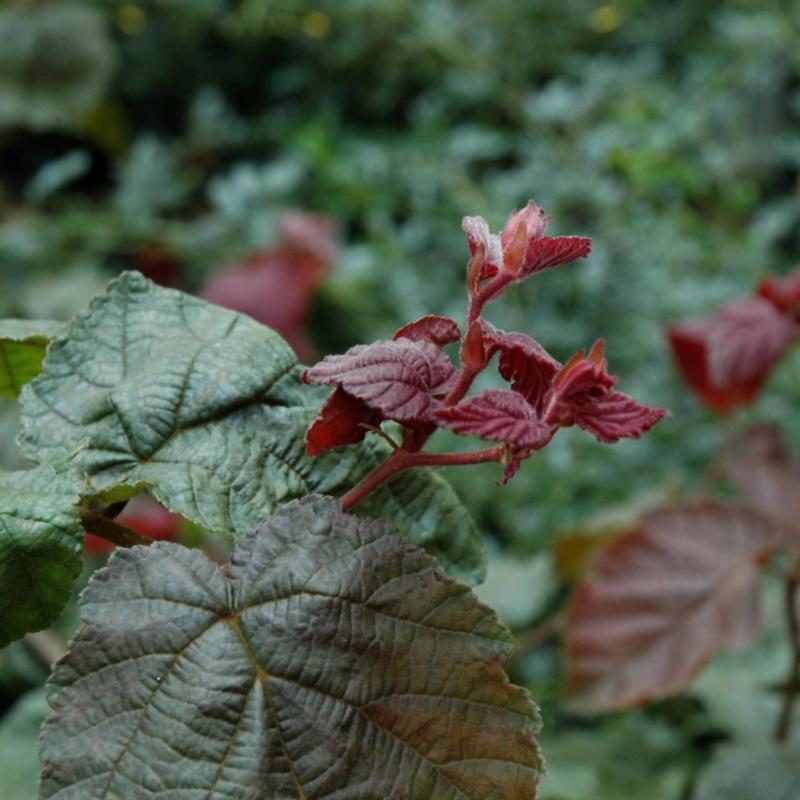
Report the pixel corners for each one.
[2,0,800,796]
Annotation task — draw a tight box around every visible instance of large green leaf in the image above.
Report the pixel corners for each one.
[0,319,64,398]
[40,495,541,799]
[19,272,485,582]
[0,465,83,647]
[0,689,50,800]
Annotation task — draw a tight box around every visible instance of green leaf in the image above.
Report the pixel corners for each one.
[0,465,83,647]
[0,689,50,800]
[19,272,485,583]
[0,319,64,398]
[693,742,800,800]
[40,495,541,799]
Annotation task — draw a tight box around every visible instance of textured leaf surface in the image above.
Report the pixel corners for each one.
[0,319,64,398]
[519,236,592,278]
[40,496,542,799]
[0,689,50,800]
[18,272,484,582]
[0,465,83,647]
[394,315,461,347]
[565,503,778,711]
[304,338,457,423]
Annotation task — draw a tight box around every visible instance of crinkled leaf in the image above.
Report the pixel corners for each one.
[0,688,50,800]
[462,215,502,277]
[520,236,592,278]
[437,389,552,450]
[573,389,669,443]
[724,424,800,542]
[693,742,800,800]
[19,272,484,582]
[566,503,778,712]
[394,315,461,347]
[304,338,457,423]
[482,324,559,413]
[40,496,542,799]
[0,319,64,398]
[0,465,83,647]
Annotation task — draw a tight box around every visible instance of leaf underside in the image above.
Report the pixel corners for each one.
[40,496,541,800]
[565,503,777,711]
[0,319,65,398]
[0,465,83,648]
[18,272,485,583]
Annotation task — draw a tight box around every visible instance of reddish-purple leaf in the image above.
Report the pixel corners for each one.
[668,297,795,413]
[305,386,380,456]
[436,389,553,449]
[394,315,461,347]
[303,339,457,423]
[482,323,559,414]
[544,341,669,441]
[758,266,800,320]
[520,236,592,278]
[500,201,550,252]
[566,503,779,712]
[573,390,669,443]
[724,424,800,543]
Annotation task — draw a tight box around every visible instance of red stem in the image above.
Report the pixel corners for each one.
[339,444,506,512]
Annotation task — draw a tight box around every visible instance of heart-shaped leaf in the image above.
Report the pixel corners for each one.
[0,465,83,647]
[40,495,541,799]
[18,272,486,583]
[0,319,64,398]
[565,503,779,711]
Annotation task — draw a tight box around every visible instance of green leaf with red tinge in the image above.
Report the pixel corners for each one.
[565,503,779,712]
[39,496,542,799]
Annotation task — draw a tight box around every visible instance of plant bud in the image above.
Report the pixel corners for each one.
[503,219,527,276]
[461,320,486,371]
[466,243,486,297]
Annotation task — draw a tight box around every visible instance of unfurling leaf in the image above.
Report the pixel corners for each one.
[0,319,65,398]
[394,315,461,347]
[482,324,559,414]
[565,503,779,712]
[518,236,592,279]
[19,272,485,583]
[40,496,542,799]
[303,338,457,424]
[668,297,796,413]
[545,341,669,442]
[0,465,83,647]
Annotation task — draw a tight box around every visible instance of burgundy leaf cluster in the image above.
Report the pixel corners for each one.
[303,201,668,486]
[668,266,800,413]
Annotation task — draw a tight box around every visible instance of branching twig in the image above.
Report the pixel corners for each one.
[80,509,151,548]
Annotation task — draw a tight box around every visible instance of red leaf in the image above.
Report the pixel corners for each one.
[724,424,800,543]
[436,389,553,449]
[394,315,461,347]
[545,341,669,441]
[573,390,669,443]
[303,339,457,423]
[500,201,550,252]
[520,236,592,278]
[202,212,336,361]
[668,297,795,413]
[758,266,800,319]
[305,386,380,457]
[565,503,779,712]
[482,323,559,414]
